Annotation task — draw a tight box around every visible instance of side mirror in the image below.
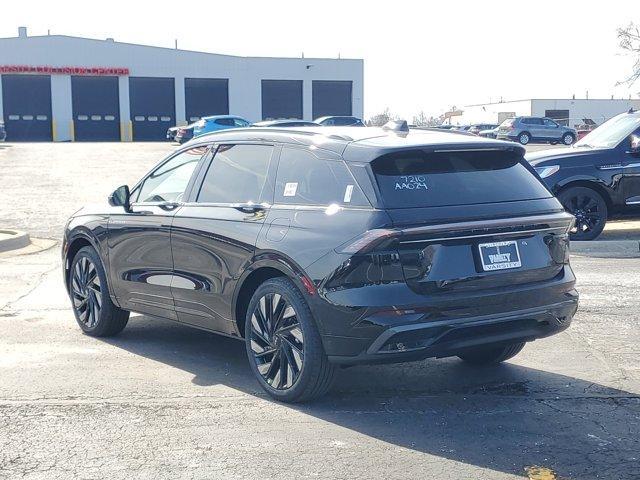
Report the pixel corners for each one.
[628,134,640,155]
[108,185,131,212]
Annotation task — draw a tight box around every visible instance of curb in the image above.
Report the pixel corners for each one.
[0,229,30,253]
[570,240,640,258]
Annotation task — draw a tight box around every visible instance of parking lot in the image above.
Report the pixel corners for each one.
[1,142,639,479]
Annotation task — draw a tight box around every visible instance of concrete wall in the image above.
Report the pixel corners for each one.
[530,99,640,128]
[456,100,532,125]
[458,99,640,127]
[0,34,363,141]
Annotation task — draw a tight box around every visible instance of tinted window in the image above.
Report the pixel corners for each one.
[543,119,558,127]
[136,147,205,203]
[198,144,273,203]
[215,118,235,126]
[275,147,369,207]
[233,118,250,127]
[333,117,354,126]
[371,149,551,208]
[523,117,542,125]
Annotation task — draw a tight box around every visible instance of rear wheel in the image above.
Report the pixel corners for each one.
[558,186,607,240]
[458,342,525,365]
[69,246,129,337]
[518,132,531,145]
[245,277,335,403]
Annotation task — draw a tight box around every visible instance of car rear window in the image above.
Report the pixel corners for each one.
[371,149,551,208]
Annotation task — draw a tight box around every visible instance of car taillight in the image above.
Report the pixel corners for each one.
[178,128,186,134]
[325,229,404,288]
[335,229,396,254]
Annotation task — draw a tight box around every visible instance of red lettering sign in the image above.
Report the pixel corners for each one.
[0,65,130,76]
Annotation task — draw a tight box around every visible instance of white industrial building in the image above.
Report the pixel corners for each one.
[455,98,640,128]
[0,27,363,141]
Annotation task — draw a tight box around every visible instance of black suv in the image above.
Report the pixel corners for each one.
[528,110,640,240]
[62,126,578,402]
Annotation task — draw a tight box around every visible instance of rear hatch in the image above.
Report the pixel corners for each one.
[368,147,572,294]
[498,119,515,134]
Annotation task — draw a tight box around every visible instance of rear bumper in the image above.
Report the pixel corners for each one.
[496,133,518,141]
[315,263,578,365]
[326,295,577,365]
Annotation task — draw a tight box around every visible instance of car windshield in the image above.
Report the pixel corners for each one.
[574,113,640,149]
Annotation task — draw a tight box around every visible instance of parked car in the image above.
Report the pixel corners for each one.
[469,124,498,136]
[527,110,640,240]
[0,122,5,142]
[166,123,195,144]
[314,116,364,126]
[479,126,500,139]
[62,125,578,402]
[497,116,577,145]
[576,118,598,141]
[253,119,320,127]
[193,115,251,137]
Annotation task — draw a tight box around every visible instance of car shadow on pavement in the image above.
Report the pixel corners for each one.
[103,315,640,479]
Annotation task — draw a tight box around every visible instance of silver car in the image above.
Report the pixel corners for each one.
[496,116,577,145]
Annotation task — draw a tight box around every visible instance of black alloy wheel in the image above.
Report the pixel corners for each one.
[71,255,102,329]
[558,186,608,241]
[69,246,129,336]
[249,292,304,390]
[245,277,335,402]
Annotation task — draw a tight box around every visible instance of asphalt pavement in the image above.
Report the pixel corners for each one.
[0,142,638,480]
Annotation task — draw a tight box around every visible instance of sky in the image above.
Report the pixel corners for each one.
[1,0,638,120]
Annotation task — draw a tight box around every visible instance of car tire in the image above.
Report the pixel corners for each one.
[558,186,608,240]
[562,133,575,145]
[245,277,336,403]
[550,141,558,145]
[458,342,525,365]
[69,246,129,337]
[518,132,531,145]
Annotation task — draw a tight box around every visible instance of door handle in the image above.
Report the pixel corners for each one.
[232,202,269,213]
[159,202,180,211]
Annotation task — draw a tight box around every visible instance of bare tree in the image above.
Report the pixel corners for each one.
[617,23,640,87]
[366,108,395,126]
[411,111,441,127]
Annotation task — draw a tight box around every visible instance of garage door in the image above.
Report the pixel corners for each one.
[545,109,570,127]
[312,81,352,119]
[262,80,303,120]
[129,77,175,141]
[185,78,228,123]
[1,74,52,141]
[72,76,120,141]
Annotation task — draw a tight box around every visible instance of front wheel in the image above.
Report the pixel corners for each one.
[458,342,525,365]
[245,277,335,403]
[69,246,129,337]
[562,132,575,145]
[558,186,607,240]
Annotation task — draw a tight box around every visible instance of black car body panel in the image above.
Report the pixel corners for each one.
[63,127,578,365]
[526,127,640,213]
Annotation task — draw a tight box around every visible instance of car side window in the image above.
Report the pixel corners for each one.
[274,147,369,207]
[233,118,250,127]
[135,147,206,203]
[215,118,235,126]
[544,119,558,127]
[197,144,273,204]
